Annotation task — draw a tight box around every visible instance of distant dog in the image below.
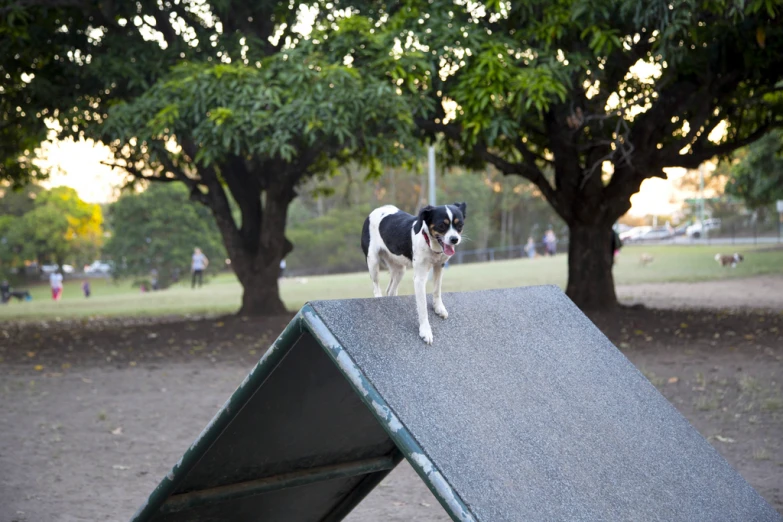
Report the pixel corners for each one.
[362,203,467,345]
[715,253,744,268]
[639,253,654,266]
[1,290,31,304]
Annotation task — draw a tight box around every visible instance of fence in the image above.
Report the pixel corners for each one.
[627,214,782,246]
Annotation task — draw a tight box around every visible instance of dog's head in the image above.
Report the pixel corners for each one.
[415,202,467,256]
[734,253,744,262]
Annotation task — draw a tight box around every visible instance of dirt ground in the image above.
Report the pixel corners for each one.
[617,274,783,311]
[1,278,782,521]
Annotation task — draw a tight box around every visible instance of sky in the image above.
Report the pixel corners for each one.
[36,138,126,204]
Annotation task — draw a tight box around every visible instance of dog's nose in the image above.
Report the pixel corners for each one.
[449,236,459,245]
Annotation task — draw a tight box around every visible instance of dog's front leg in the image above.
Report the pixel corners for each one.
[413,265,433,344]
[432,262,448,319]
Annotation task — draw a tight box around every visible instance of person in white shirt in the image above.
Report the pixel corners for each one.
[191,248,209,288]
[279,259,286,279]
[49,271,64,301]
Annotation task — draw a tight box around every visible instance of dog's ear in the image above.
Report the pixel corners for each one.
[414,205,434,233]
[453,202,467,219]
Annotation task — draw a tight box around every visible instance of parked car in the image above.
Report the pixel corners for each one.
[619,226,652,242]
[686,218,722,238]
[673,223,689,237]
[613,223,634,235]
[41,264,75,274]
[637,225,674,241]
[84,260,112,274]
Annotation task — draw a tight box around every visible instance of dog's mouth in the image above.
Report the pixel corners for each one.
[436,237,456,257]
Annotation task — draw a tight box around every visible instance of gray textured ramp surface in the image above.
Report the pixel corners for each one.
[310,286,782,522]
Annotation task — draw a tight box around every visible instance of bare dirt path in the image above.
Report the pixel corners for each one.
[618,275,783,311]
[1,288,782,521]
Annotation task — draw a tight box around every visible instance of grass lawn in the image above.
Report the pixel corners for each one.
[1,244,781,321]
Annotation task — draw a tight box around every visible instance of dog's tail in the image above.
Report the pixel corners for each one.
[714,253,722,262]
[361,216,371,259]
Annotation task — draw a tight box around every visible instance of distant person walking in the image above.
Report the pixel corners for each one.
[1,280,10,303]
[524,236,537,259]
[279,258,286,279]
[49,271,63,301]
[191,247,209,288]
[82,280,91,298]
[611,229,623,265]
[543,229,557,256]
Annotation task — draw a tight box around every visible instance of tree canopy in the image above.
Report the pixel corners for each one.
[0,185,103,277]
[322,0,783,308]
[726,130,783,209]
[2,1,420,314]
[104,183,226,288]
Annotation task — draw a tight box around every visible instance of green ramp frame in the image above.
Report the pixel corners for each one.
[130,304,474,521]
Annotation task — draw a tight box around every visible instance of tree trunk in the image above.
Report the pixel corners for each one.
[230,186,293,316]
[235,260,286,315]
[564,222,618,310]
[198,163,294,316]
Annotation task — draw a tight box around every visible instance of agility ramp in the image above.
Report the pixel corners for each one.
[131,286,782,522]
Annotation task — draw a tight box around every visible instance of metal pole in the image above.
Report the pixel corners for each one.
[428,145,436,206]
[698,163,705,229]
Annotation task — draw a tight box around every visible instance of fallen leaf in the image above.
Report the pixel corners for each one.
[129,361,137,367]
[34,365,44,371]
[27,351,36,358]
[713,435,736,444]
[680,323,688,328]
[81,377,92,384]
[148,333,158,339]
[667,377,679,384]
[214,322,225,328]
[420,502,431,508]
[61,362,71,370]
[111,427,123,435]
[744,334,754,341]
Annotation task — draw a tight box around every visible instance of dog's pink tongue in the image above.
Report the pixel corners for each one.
[443,244,455,256]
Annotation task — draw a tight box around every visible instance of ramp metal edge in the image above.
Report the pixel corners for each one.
[301,304,478,522]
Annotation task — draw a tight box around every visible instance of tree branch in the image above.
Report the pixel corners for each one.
[151,7,179,48]
[479,147,559,212]
[100,161,178,183]
[660,122,783,169]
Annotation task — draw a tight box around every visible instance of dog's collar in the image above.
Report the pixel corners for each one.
[422,230,431,247]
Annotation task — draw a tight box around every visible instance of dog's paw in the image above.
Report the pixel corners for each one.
[434,302,449,319]
[419,325,433,345]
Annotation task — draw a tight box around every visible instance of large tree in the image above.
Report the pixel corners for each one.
[2,1,418,314]
[325,0,783,308]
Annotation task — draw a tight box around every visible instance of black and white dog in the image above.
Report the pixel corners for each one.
[361,203,466,345]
